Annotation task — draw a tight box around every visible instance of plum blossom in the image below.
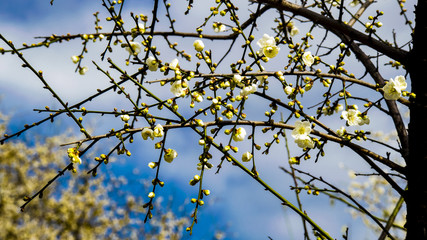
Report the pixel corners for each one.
[302,51,315,67]
[213,22,226,32]
[153,124,164,137]
[145,56,159,71]
[232,127,247,142]
[170,79,188,97]
[242,152,253,162]
[141,127,155,140]
[349,0,360,7]
[192,91,203,102]
[382,75,407,100]
[79,66,88,75]
[295,135,315,149]
[193,39,205,52]
[292,120,312,139]
[164,149,178,163]
[120,114,130,122]
[125,41,141,55]
[286,22,300,36]
[284,86,294,95]
[239,84,257,97]
[257,34,280,59]
[337,126,346,136]
[71,55,79,64]
[232,74,244,87]
[67,147,82,164]
[291,120,315,149]
[341,109,370,126]
[169,58,179,70]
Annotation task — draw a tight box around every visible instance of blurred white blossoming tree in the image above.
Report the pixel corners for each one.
[1,0,425,239]
[0,114,189,239]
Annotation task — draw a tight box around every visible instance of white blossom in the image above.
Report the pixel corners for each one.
[341,109,369,126]
[302,51,315,67]
[71,55,79,64]
[383,75,407,100]
[164,149,178,163]
[257,34,280,59]
[284,86,294,95]
[232,127,246,142]
[240,84,257,97]
[337,126,346,136]
[170,79,188,97]
[291,120,312,140]
[213,23,226,32]
[242,152,253,162]
[120,114,130,122]
[193,39,205,52]
[294,135,315,149]
[286,21,300,36]
[141,128,154,140]
[291,120,315,149]
[153,124,164,137]
[145,56,159,71]
[192,91,203,102]
[169,58,179,70]
[125,41,141,55]
[79,66,88,75]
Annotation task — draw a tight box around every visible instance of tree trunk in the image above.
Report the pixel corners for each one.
[407,1,427,239]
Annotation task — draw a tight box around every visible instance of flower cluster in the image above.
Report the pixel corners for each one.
[291,120,315,149]
[382,75,407,100]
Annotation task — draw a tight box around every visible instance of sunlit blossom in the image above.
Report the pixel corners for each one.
[213,22,226,32]
[192,91,203,102]
[337,126,346,136]
[232,127,246,142]
[169,58,179,70]
[120,114,130,122]
[141,127,155,140]
[193,39,205,52]
[257,34,280,58]
[291,120,312,139]
[242,151,253,162]
[284,86,294,95]
[79,66,88,75]
[71,55,79,64]
[302,51,315,67]
[125,41,141,55]
[67,147,82,164]
[341,109,369,126]
[383,75,407,100]
[164,149,178,163]
[170,79,188,97]
[240,84,257,97]
[153,124,164,137]
[294,135,315,149]
[145,56,159,71]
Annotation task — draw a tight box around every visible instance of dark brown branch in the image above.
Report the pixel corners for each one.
[252,0,409,64]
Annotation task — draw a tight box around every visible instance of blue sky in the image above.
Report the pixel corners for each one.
[0,0,411,239]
